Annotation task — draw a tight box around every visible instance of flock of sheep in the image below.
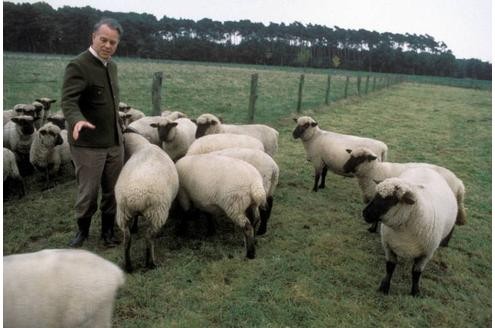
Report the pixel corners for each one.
[3,99,466,326]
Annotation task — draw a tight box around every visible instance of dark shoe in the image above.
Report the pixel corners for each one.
[69,231,88,248]
[101,213,120,247]
[102,230,121,247]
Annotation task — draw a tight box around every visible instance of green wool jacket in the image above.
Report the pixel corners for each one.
[61,50,123,148]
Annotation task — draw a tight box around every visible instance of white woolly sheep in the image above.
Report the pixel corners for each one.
[4,249,125,328]
[195,113,279,157]
[118,103,145,125]
[47,111,67,130]
[292,116,388,192]
[35,97,57,125]
[29,122,72,188]
[150,117,197,161]
[3,115,37,175]
[362,167,458,296]
[343,147,467,227]
[186,133,264,156]
[210,147,279,235]
[175,154,267,259]
[161,110,187,120]
[128,116,168,145]
[115,130,179,272]
[3,147,25,200]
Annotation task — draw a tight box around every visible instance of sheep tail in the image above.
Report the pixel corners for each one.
[251,183,267,209]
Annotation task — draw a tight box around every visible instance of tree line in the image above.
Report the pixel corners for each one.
[3,1,491,80]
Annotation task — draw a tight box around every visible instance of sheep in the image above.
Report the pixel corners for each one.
[3,115,37,175]
[210,147,279,235]
[3,147,25,200]
[186,133,264,156]
[161,110,187,120]
[343,147,467,226]
[195,113,279,157]
[118,102,145,125]
[47,111,67,130]
[175,154,267,259]
[4,249,125,328]
[115,130,179,272]
[292,116,388,192]
[35,97,57,126]
[29,122,71,188]
[150,117,197,161]
[128,116,166,145]
[3,104,25,125]
[362,167,458,296]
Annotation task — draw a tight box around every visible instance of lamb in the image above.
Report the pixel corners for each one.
[292,116,388,192]
[115,130,179,272]
[3,104,25,125]
[3,147,25,200]
[210,147,279,235]
[118,102,145,125]
[175,154,267,259]
[3,115,37,175]
[195,113,279,157]
[4,249,125,328]
[29,122,71,188]
[161,110,187,120]
[47,111,67,130]
[151,117,197,161]
[362,167,458,296]
[186,133,264,156]
[343,147,467,226]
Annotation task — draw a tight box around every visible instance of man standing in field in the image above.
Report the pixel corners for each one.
[62,18,124,248]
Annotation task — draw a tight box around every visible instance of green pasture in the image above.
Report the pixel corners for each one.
[3,53,492,327]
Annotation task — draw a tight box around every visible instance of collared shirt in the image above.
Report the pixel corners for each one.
[89,46,110,67]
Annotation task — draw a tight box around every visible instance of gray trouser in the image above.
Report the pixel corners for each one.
[70,145,124,223]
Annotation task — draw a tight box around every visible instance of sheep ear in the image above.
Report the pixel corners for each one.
[169,122,178,127]
[190,118,197,124]
[367,154,378,161]
[373,179,382,185]
[218,116,224,123]
[150,123,158,128]
[401,191,416,205]
[293,118,298,123]
[311,122,318,127]
[40,130,47,136]
[50,99,57,104]
[346,149,352,154]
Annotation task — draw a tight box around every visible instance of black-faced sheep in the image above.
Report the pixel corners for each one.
[195,113,279,157]
[343,147,467,226]
[175,154,267,259]
[115,130,179,272]
[362,167,458,296]
[151,117,197,161]
[4,249,125,328]
[292,116,388,192]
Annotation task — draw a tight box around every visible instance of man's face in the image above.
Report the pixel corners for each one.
[91,24,120,60]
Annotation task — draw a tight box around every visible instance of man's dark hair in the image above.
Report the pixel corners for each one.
[93,18,124,38]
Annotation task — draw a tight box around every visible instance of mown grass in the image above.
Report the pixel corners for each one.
[3,53,492,327]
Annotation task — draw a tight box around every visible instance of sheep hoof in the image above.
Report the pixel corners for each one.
[378,281,390,294]
[124,264,134,274]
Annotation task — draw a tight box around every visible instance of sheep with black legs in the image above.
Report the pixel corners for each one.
[362,167,458,296]
[343,147,467,227]
[3,148,25,200]
[186,133,264,156]
[195,113,279,157]
[210,147,279,235]
[151,117,197,161]
[175,154,266,259]
[292,116,388,192]
[4,249,125,328]
[115,130,179,272]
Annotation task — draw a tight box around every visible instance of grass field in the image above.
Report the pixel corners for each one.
[3,53,492,327]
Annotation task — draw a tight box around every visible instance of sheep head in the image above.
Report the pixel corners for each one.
[195,113,222,138]
[343,147,378,174]
[292,116,318,140]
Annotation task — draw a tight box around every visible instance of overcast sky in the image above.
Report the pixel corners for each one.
[10,0,493,62]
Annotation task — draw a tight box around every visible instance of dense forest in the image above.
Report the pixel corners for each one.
[3,1,491,80]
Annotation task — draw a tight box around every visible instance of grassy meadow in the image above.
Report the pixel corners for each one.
[3,53,492,327]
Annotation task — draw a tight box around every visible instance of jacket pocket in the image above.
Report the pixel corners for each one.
[90,84,106,105]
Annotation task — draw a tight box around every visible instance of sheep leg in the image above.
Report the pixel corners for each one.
[368,221,379,233]
[123,226,133,273]
[312,168,321,192]
[318,165,328,189]
[130,216,139,234]
[378,261,396,294]
[257,196,273,236]
[232,213,256,259]
[440,226,455,247]
[411,256,428,296]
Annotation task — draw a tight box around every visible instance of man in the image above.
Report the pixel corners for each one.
[62,18,124,248]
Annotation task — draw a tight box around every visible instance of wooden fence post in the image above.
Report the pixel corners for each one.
[357,76,362,96]
[344,76,350,98]
[151,71,163,116]
[372,76,376,91]
[297,74,305,113]
[247,73,258,123]
[325,74,331,105]
[365,75,370,94]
